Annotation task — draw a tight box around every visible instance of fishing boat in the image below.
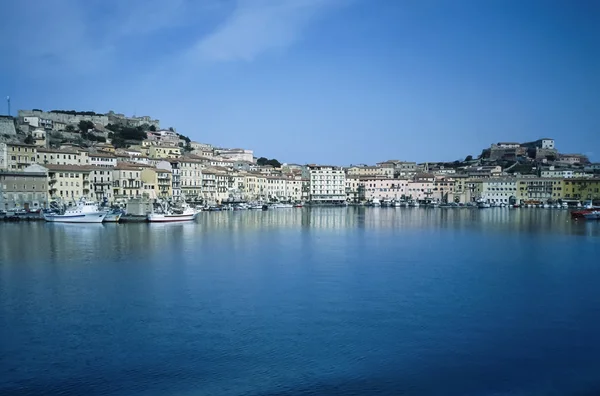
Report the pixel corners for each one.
[43,199,107,223]
[583,211,600,220]
[147,203,197,222]
[103,209,123,223]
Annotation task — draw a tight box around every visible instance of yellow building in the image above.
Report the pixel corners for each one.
[516,177,563,203]
[149,146,181,159]
[6,143,37,170]
[563,178,600,201]
[141,167,172,199]
[45,164,94,204]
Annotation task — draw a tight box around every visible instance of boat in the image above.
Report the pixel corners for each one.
[147,203,197,222]
[248,203,263,210]
[294,203,304,208]
[381,199,392,207]
[119,214,148,223]
[371,198,381,207]
[103,209,123,223]
[43,199,107,223]
[477,201,491,209]
[408,200,419,207]
[583,211,600,220]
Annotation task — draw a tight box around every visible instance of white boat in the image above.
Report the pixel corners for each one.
[147,203,197,222]
[393,201,402,207]
[408,200,419,207]
[371,198,381,207]
[43,200,107,223]
[271,203,293,209]
[381,199,392,207]
[248,204,263,210]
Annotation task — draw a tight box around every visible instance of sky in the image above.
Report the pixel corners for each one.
[0,0,598,165]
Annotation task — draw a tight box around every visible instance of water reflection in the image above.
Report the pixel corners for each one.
[0,208,597,266]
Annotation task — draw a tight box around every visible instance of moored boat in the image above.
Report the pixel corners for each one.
[147,203,197,222]
[43,200,107,223]
[103,209,123,223]
[583,211,600,220]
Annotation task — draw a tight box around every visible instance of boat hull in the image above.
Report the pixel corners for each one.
[147,213,196,222]
[103,214,122,222]
[44,212,107,223]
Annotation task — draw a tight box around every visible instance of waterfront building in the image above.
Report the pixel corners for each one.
[112,163,143,200]
[44,164,95,204]
[91,167,113,202]
[214,169,230,203]
[4,143,37,170]
[451,175,472,203]
[165,160,181,200]
[432,176,457,202]
[563,179,600,201]
[179,158,203,201]
[36,148,89,166]
[0,164,48,210]
[517,177,564,203]
[89,152,117,168]
[201,168,217,203]
[141,167,173,199]
[347,176,409,201]
[478,178,518,205]
[407,173,435,201]
[305,165,346,203]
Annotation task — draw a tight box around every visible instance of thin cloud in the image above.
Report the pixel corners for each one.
[191,0,345,62]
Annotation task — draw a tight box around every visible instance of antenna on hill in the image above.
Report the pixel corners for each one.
[6,96,10,116]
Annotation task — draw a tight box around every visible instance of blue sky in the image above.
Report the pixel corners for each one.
[1,0,598,164]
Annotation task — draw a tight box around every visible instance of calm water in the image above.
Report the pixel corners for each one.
[1,208,599,396]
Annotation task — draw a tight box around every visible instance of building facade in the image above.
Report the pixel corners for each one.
[305,165,346,203]
[0,165,48,210]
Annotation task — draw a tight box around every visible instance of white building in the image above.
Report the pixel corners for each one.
[541,138,555,149]
[89,152,118,168]
[479,178,518,204]
[305,165,346,203]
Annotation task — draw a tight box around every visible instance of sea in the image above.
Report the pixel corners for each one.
[1,207,599,396]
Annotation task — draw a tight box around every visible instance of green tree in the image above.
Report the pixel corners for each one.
[148,125,156,132]
[257,157,268,165]
[465,155,473,162]
[168,127,174,132]
[65,124,75,132]
[267,159,281,168]
[24,135,34,145]
[78,120,94,133]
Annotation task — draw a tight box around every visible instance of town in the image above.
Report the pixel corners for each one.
[1,108,599,215]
